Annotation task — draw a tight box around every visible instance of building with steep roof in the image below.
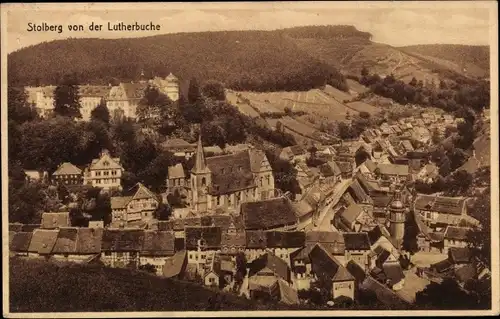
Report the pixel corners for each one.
[189,133,275,213]
[84,149,124,191]
[308,244,355,301]
[106,82,148,119]
[413,194,472,231]
[52,162,83,186]
[149,73,180,102]
[110,183,160,227]
[100,229,145,268]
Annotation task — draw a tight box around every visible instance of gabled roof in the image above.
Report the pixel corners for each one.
[241,197,297,230]
[101,229,145,252]
[52,227,79,254]
[444,226,470,241]
[52,162,82,176]
[448,247,473,264]
[377,163,409,176]
[131,183,158,201]
[346,260,367,282]
[28,229,59,254]
[282,145,306,157]
[89,151,123,170]
[221,231,247,247]
[319,161,341,177]
[246,230,267,249]
[360,276,408,307]
[454,264,477,283]
[277,278,299,305]
[265,231,305,248]
[414,195,467,215]
[248,252,290,282]
[163,250,187,278]
[168,163,185,179]
[41,212,70,229]
[111,196,133,210]
[78,85,111,98]
[368,225,394,247]
[338,204,365,225]
[75,228,103,254]
[309,243,353,282]
[141,230,175,256]
[184,226,222,250]
[343,232,371,250]
[10,232,33,252]
[206,150,257,195]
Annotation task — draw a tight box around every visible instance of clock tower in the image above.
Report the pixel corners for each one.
[190,132,211,212]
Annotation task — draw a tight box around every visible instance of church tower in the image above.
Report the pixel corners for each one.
[388,189,406,249]
[190,133,211,212]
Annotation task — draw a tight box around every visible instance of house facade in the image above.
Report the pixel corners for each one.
[84,150,124,191]
[110,183,159,227]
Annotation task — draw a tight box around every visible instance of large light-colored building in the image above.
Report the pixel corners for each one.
[150,73,180,102]
[84,149,124,191]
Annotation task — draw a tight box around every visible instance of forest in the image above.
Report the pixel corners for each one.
[8,28,350,92]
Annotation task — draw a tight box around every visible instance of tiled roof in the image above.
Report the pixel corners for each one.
[305,231,344,244]
[184,226,222,250]
[246,230,267,249]
[346,260,367,282]
[319,161,341,177]
[336,161,353,174]
[52,162,82,176]
[414,195,467,215]
[265,231,305,248]
[454,264,477,283]
[141,230,175,256]
[111,196,133,209]
[10,232,33,252]
[241,197,297,230]
[343,232,371,250]
[41,212,70,229]
[382,263,405,285]
[277,279,299,305]
[75,228,103,254]
[121,82,148,99]
[360,276,408,307]
[221,231,247,247]
[52,227,79,254]
[448,247,473,264]
[163,250,187,278]
[79,85,111,98]
[28,229,59,254]
[101,229,145,252]
[89,152,123,170]
[206,151,256,195]
[309,243,352,282]
[161,138,193,149]
[168,163,185,179]
[132,183,158,201]
[21,224,41,232]
[444,226,470,241]
[338,204,365,225]
[249,252,290,282]
[348,180,372,204]
[377,163,409,176]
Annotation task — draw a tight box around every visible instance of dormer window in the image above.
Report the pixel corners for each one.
[103,161,109,166]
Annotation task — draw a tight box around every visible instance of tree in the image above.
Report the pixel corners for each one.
[359,111,371,119]
[9,180,45,224]
[138,263,157,274]
[154,202,172,220]
[136,85,174,132]
[166,189,184,208]
[53,74,82,119]
[8,86,38,124]
[415,278,478,309]
[202,80,226,101]
[90,98,110,126]
[467,189,491,268]
[187,77,202,104]
[234,252,247,286]
[409,77,418,87]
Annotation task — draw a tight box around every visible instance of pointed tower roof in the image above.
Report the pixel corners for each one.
[192,133,210,174]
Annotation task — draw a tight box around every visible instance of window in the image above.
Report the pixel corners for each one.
[202,177,206,186]
[151,202,156,208]
[216,196,221,206]
[104,171,109,176]
[266,175,271,185]
[96,179,101,184]
[96,171,101,176]
[260,177,263,187]
[130,252,137,258]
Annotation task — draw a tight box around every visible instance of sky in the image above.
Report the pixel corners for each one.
[3,2,495,53]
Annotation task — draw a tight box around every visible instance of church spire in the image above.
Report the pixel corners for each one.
[192,131,209,174]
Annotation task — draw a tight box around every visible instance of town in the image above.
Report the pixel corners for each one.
[8,67,492,310]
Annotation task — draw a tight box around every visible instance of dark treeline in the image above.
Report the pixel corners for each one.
[282,25,373,41]
[9,29,349,92]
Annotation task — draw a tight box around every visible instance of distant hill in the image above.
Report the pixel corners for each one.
[399,44,490,79]
[8,29,348,92]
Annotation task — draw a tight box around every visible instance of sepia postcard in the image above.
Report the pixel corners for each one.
[1,1,498,317]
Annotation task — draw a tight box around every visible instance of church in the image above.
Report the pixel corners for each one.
[189,135,276,213]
